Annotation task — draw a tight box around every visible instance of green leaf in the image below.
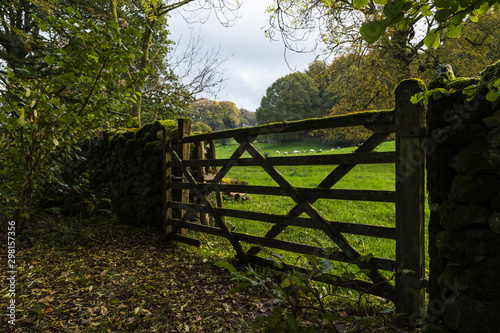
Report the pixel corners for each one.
[285,312,301,333]
[227,283,250,295]
[214,260,236,273]
[110,20,118,30]
[462,85,476,96]
[353,0,369,9]
[357,269,372,275]
[373,0,388,4]
[397,18,413,31]
[434,0,453,8]
[17,108,27,126]
[486,90,500,102]
[384,0,404,17]
[360,21,387,44]
[410,93,424,104]
[420,4,432,16]
[17,117,27,127]
[359,253,374,262]
[44,56,56,66]
[435,8,452,22]
[280,278,291,289]
[446,23,462,38]
[424,29,440,48]
[38,22,48,31]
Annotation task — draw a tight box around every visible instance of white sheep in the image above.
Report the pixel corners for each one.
[318,149,322,152]
[283,152,288,155]
[276,151,280,154]
[310,149,315,152]
[293,150,300,154]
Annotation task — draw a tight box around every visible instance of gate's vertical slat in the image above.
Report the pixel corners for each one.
[209,139,224,214]
[163,127,173,235]
[195,141,209,225]
[178,118,191,236]
[395,80,426,316]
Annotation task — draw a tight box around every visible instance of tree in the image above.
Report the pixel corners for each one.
[0,8,139,227]
[266,0,422,80]
[256,72,321,124]
[109,0,242,127]
[435,10,500,77]
[305,60,340,111]
[354,0,500,48]
[256,72,322,142]
[238,108,257,127]
[188,98,240,131]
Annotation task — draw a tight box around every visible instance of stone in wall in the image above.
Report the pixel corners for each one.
[54,120,177,228]
[425,60,500,333]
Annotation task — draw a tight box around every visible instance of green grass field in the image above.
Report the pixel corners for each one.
[189,139,430,282]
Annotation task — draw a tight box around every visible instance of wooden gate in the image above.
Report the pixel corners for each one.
[161,80,427,316]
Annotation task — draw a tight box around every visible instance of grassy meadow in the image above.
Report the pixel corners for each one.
[189,139,430,281]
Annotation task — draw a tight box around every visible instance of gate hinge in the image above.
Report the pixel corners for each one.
[400,275,429,289]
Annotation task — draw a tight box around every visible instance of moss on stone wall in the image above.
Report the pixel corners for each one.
[439,201,490,231]
[448,174,500,203]
[58,120,177,228]
[426,61,500,332]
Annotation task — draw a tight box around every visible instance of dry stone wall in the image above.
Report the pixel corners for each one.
[55,120,177,228]
[425,61,500,333]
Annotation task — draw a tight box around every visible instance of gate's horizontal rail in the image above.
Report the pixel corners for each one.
[179,111,395,143]
[169,183,396,203]
[168,218,396,271]
[168,201,396,239]
[245,254,396,301]
[170,152,396,168]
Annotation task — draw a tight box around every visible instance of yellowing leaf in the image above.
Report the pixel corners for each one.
[353,0,369,9]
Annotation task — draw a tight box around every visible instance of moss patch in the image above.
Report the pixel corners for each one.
[442,295,500,333]
[486,126,500,148]
[439,201,490,231]
[449,141,500,174]
[480,59,500,85]
[490,192,500,211]
[448,174,500,203]
[437,229,500,262]
[439,265,500,300]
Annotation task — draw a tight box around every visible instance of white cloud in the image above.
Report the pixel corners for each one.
[169,0,317,111]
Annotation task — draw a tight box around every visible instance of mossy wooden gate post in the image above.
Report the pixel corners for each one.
[178,118,191,236]
[395,79,426,317]
[194,140,209,225]
[162,126,173,235]
[163,119,191,238]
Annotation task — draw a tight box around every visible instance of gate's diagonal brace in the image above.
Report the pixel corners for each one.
[240,135,395,297]
[248,132,392,256]
[211,136,257,185]
[166,144,246,261]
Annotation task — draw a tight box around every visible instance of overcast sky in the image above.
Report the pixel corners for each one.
[168,0,318,111]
